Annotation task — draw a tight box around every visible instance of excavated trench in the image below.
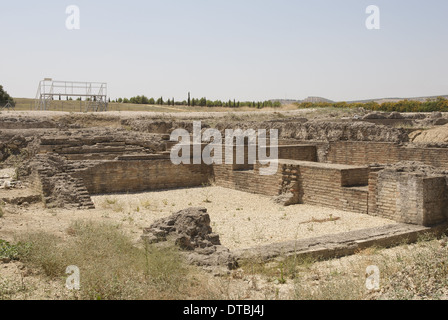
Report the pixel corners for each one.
[0,112,447,267]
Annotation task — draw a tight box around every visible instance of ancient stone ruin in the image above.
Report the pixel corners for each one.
[2,113,448,265]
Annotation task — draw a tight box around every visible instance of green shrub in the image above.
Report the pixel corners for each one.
[296,97,448,113]
[0,239,30,261]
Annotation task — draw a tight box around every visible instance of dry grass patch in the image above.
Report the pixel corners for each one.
[236,232,448,300]
[101,197,125,213]
[9,220,223,300]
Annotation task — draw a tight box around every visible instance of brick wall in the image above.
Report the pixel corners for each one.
[342,187,369,215]
[215,158,371,214]
[213,144,316,196]
[277,145,317,162]
[368,170,448,226]
[75,159,212,194]
[326,141,448,169]
[422,177,448,226]
[284,160,369,213]
[214,162,282,196]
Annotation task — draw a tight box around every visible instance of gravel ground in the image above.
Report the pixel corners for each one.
[91,186,396,250]
[0,187,395,251]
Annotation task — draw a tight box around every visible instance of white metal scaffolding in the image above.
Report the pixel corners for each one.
[35,79,108,112]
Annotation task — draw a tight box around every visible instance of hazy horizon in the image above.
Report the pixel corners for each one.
[2,0,448,102]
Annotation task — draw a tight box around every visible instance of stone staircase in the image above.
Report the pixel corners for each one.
[64,168,96,210]
[31,154,95,210]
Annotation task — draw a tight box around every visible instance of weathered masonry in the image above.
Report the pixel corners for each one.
[214,142,448,227]
[30,136,448,227]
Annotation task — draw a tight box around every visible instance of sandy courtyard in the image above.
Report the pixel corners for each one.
[0,186,396,250]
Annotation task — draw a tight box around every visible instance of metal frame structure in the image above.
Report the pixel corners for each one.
[35,79,108,112]
[0,101,15,110]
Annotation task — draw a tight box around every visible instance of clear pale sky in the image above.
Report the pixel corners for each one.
[1,0,448,101]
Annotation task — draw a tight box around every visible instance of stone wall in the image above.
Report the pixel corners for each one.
[28,154,95,209]
[216,157,371,214]
[26,137,448,227]
[277,145,317,162]
[326,141,448,169]
[368,170,448,226]
[278,160,369,214]
[74,158,212,195]
[38,130,167,160]
[422,177,448,226]
[213,144,316,196]
[214,162,282,196]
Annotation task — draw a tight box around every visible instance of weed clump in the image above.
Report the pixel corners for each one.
[14,221,219,300]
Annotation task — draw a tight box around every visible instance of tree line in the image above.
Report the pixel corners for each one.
[296,97,448,113]
[113,93,282,108]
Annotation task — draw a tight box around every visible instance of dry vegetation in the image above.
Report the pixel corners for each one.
[0,221,225,300]
[238,233,448,300]
[2,221,448,300]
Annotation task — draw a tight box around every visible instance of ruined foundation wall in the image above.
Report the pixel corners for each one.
[75,159,212,195]
[422,177,448,226]
[326,141,448,169]
[277,145,317,162]
[214,163,282,196]
[368,170,448,226]
[213,145,316,196]
[279,160,369,214]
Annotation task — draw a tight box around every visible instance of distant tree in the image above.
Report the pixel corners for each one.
[188,92,191,106]
[0,85,13,103]
[141,95,149,104]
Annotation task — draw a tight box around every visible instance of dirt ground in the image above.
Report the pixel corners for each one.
[3,185,432,301]
[0,184,401,301]
[0,186,395,250]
